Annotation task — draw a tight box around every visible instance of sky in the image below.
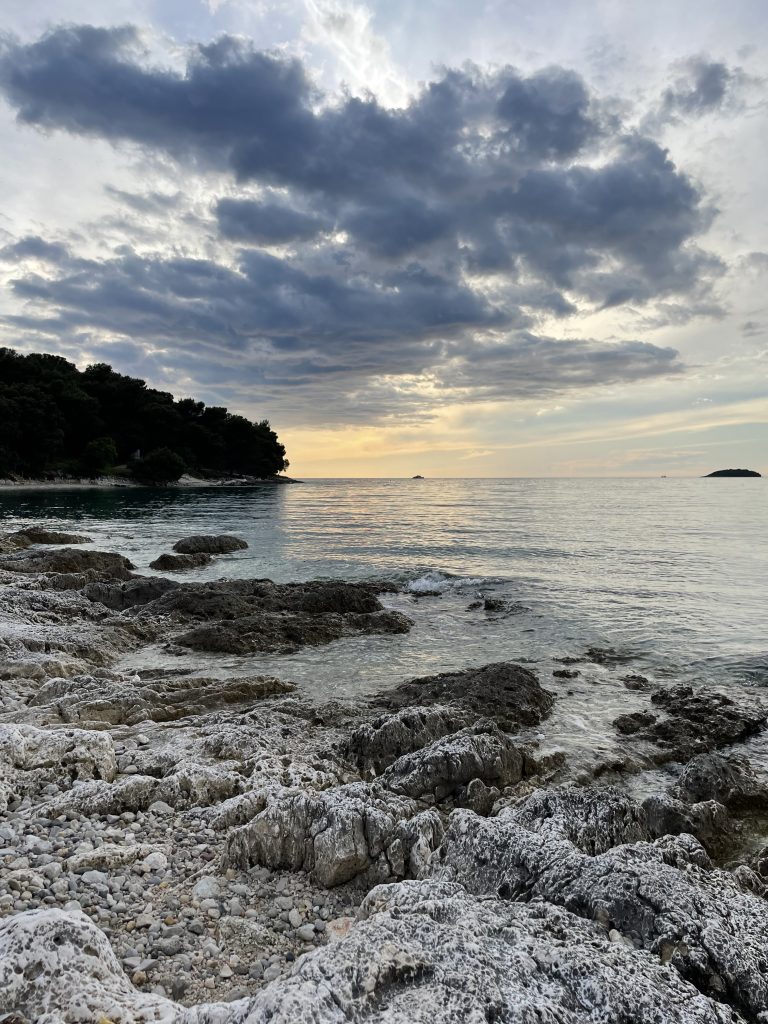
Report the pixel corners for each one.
[0,1,766,477]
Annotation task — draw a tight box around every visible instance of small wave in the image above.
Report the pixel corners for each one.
[403,570,507,595]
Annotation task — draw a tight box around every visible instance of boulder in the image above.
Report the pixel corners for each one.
[674,752,768,810]
[149,551,212,571]
[172,534,248,554]
[381,723,526,802]
[83,576,179,609]
[225,782,443,886]
[374,662,554,732]
[0,724,116,812]
[346,705,469,775]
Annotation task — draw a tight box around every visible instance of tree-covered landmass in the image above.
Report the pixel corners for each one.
[0,348,288,480]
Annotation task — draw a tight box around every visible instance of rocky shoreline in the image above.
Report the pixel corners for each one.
[2,526,768,1022]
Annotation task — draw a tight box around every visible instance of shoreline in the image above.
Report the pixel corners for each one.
[0,473,300,491]
[2,525,768,1021]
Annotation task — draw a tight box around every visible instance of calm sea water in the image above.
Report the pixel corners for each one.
[1,478,766,772]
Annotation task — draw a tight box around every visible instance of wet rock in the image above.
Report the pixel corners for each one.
[674,752,768,810]
[149,552,213,571]
[175,609,411,655]
[346,705,468,775]
[172,534,248,554]
[83,575,179,610]
[374,662,554,732]
[641,686,767,761]
[622,674,652,690]
[0,547,134,578]
[381,723,526,802]
[225,782,442,886]
[11,527,93,545]
[553,668,580,679]
[614,711,657,734]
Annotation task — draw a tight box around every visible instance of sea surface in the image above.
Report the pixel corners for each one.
[2,478,766,776]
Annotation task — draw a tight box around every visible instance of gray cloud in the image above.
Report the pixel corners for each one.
[215,198,328,243]
[0,24,723,422]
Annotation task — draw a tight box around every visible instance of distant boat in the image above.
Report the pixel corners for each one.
[412,474,425,479]
[661,474,667,478]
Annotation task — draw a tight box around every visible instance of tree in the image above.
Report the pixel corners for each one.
[130,448,186,485]
[80,437,118,477]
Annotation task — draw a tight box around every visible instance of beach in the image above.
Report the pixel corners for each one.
[2,517,768,1021]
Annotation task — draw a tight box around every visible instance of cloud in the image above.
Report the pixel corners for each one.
[215,197,328,243]
[0,24,724,424]
[646,56,741,131]
[0,235,70,263]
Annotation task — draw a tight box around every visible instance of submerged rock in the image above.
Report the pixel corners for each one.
[641,685,767,761]
[172,534,248,554]
[149,551,213,571]
[374,662,554,732]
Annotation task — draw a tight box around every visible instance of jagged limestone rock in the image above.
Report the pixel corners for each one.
[675,752,768,810]
[224,782,443,886]
[381,722,526,801]
[346,705,468,775]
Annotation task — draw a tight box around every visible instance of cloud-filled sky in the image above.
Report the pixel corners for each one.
[0,0,766,476]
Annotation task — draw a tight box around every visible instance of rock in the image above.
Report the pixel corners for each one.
[510,786,649,855]
[10,527,93,545]
[192,877,221,901]
[641,794,732,855]
[674,752,768,810]
[149,552,213,571]
[4,888,743,1024]
[0,724,116,812]
[613,711,657,734]
[84,576,179,610]
[381,723,526,802]
[225,783,443,887]
[640,686,767,761]
[172,534,248,555]
[436,807,768,1020]
[176,609,411,655]
[346,705,469,775]
[0,547,134,578]
[374,662,555,732]
[30,672,296,725]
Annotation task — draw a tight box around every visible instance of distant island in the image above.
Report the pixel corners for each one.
[704,468,761,478]
[0,347,288,485]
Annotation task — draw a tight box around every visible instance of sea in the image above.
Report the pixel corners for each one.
[2,477,766,781]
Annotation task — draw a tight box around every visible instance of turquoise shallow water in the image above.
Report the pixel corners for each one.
[1,478,766,702]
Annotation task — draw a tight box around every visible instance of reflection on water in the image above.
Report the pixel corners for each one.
[2,477,766,776]
[0,479,765,679]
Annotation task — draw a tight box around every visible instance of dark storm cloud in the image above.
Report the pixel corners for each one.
[215,198,328,243]
[0,24,722,419]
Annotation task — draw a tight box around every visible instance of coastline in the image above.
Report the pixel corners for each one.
[2,524,768,1021]
[0,473,300,490]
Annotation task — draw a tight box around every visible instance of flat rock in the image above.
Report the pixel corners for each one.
[0,547,134,578]
[11,526,93,545]
[172,534,248,554]
[149,551,213,571]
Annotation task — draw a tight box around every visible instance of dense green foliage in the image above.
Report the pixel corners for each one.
[0,348,288,480]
